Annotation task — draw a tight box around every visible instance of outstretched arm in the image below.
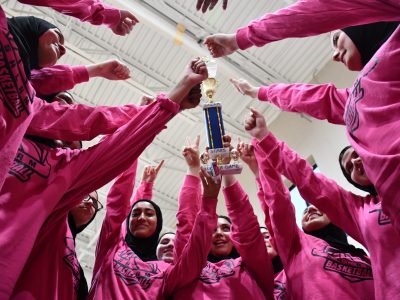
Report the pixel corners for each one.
[131,161,164,205]
[231,78,348,125]
[164,167,220,296]
[205,0,399,57]
[31,60,130,98]
[19,0,139,35]
[174,135,202,259]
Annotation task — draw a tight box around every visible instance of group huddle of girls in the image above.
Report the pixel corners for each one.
[0,0,399,299]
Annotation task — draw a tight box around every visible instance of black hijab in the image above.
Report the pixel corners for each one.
[7,16,58,78]
[342,22,399,66]
[304,223,367,258]
[338,146,378,196]
[125,200,163,262]
[207,215,240,263]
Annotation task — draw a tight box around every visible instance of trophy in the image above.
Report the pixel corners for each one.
[201,57,242,175]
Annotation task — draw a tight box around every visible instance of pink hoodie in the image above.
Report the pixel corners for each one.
[173,177,274,300]
[253,135,375,299]
[0,0,121,190]
[89,165,217,300]
[255,132,400,299]
[10,160,150,300]
[236,0,400,232]
[0,95,179,299]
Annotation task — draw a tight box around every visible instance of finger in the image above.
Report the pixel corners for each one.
[223,135,231,143]
[223,0,228,9]
[209,0,218,10]
[196,0,205,10]
[250,107,262,117]
[195,135,200,148]
[125,11,140,23]
[155,160,165,173]
[202,0,212,12]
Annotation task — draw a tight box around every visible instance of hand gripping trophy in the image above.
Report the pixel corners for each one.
[200,57,243,176]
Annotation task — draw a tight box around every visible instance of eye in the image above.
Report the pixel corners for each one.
[222,226,230,232]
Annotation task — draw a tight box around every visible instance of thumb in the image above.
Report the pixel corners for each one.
[250,107,262,117]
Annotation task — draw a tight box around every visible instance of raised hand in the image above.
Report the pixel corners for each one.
[204,33,238,58]
[168,58,208,109]
[87,60,130,80]
[244,108,269,140]
[182,135,201,171]
[110,10,139,36]
[237,137,259,176]
[141,160,164,183]
[139,95,155,106]
[199,166,221,198]
[196,0,228,13]
[230,78,259,98]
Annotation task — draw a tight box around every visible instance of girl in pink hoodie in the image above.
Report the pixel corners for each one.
[88,157,220,299]
[0,58,208,299]
[205,0,400,233]
[171,135,274,300]
[246,108,400,299]
[0,0,137,190]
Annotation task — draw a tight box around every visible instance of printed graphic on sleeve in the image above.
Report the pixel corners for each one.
[344,59,378,133]
[199,259,240,284]
[0,31,34,117]
[273,280,286,300]
[369,204,391,226]
[9,140,51,182]
[311,246,373,283]
[114,247,164,289]
[63,236,81,291]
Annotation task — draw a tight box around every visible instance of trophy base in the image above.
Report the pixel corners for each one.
[219,163,243,175]
[203,162,243,176]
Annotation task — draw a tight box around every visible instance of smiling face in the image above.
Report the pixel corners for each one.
[331,31,363,71]
[37,28,66,67]
[260,227,278,258]
[156,233,175,263]
[209,217,233,257]
[340,147,372,186]
[302,205,331,232]
[129,201,158,238]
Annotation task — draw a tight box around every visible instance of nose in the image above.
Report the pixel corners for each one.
[332,50,340,62]
[59,44,66,57]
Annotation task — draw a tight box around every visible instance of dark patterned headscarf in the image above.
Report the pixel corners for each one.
[7,16,58,78]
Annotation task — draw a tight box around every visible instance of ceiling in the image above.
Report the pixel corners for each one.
[5,0,333,282]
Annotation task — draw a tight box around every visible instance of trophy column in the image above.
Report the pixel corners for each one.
[201,58,242,175]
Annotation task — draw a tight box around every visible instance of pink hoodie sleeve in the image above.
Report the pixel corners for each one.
[30,65,89,97]
[163,195,218,297]
[236,0,400,50]
[27,99,145,141]
[93,160,138,275]
[258,83,349,125]
[255,178,279,251]
[19,0,121,27]
[58,94,179,211]
[223,180,274,299]
[253,142,301,266]
[131,181,154,204]
[255,132,367,245]
[174,174,202,260]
